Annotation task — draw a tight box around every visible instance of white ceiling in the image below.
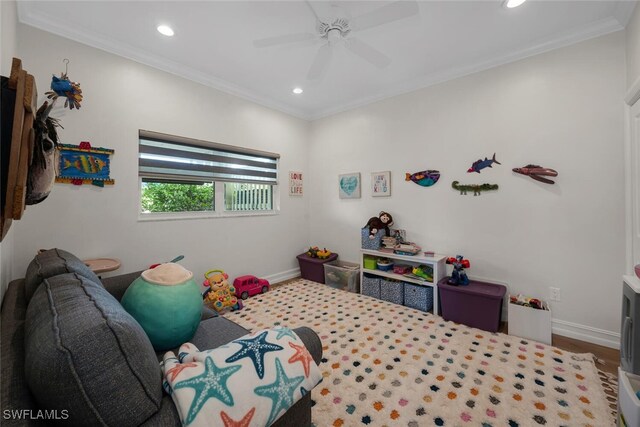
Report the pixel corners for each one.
[17,1,637,120]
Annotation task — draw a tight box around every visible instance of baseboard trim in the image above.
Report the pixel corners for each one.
[264,268,300,285]
[551,318,620,349]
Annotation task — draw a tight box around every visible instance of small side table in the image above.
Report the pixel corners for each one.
[84,258,121,274]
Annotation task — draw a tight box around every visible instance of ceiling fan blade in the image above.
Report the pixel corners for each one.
[344,38,391,69]
[307,43,332,80]
[350,1,419,32]
[253,33,317,48]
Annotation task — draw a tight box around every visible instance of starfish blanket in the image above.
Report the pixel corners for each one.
[161,327,322,427]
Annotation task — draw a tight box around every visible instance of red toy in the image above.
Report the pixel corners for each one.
[234,275,270,300]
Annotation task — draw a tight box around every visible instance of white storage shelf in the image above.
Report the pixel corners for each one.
[360,249,447,314]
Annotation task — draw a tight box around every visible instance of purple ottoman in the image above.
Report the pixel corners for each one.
[297,253,338,284]
[438,277,506,332]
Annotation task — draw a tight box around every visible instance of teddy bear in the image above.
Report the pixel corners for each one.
[364,211,394,240]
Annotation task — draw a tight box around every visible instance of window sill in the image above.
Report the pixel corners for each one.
[138,210,278,222]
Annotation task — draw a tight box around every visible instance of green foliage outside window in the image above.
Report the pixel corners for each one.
[141,182,214,213]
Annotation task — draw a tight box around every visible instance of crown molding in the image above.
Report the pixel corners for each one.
[612,0,638,27]
[16,3,314,121]
[310,16,625,120]
[17,3,628,122]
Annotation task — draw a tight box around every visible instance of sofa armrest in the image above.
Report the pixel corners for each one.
[292,326,322,365]
[100,271,143,301]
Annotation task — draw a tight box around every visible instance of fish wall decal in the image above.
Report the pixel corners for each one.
[405,170,440,187]
[467,153,501,173]
[512,164,558,184]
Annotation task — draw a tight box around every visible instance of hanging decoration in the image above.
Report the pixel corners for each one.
[512,164,558,184]
[467,153,501,173]
[451,181,498,196]
[26,101,61,205]
[405,170,440,187]
[56,141,114,187]
[44,59,83,110]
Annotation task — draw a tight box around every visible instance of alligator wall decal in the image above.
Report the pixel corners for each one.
[451,181,499,196]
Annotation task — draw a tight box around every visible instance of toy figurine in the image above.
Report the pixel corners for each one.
[446,255,470,286]
[202,269,243,313]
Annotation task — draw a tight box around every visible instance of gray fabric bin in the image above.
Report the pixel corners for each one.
[362,274,381,299]
[404,283,434,312]
[380,279,404,305]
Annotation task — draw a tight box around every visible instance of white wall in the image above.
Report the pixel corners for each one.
[1,0,19,301]
[309,32,626,347]
[627,3,640,89]
[10,25,310,284]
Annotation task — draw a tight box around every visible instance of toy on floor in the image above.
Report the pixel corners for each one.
[121,263,202,351]
[234,275,270,300]
[446,255,470,286]
[306,246,332,259]
[509,294,545,310]
[202,269,243,312]
[364,211,394,239]
[512,164,558,184]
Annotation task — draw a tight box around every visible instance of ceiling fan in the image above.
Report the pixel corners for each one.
[253,1,419,80]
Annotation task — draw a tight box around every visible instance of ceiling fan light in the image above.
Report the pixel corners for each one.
[293,87,303,94]
[504,0,527,8]
[157,25,174,37]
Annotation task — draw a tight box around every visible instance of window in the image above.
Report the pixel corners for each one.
[138,130,279,217]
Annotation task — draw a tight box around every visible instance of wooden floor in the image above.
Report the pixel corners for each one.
[274,278,620,376]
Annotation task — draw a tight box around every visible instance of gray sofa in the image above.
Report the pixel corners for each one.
[1,249,322,426]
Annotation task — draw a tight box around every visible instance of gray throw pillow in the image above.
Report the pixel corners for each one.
[25,273,163,426]
[24,248,102,302]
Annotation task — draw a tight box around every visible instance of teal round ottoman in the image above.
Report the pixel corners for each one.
[121,263,202,351]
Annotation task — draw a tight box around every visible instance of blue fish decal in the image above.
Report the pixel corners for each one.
[467,153,501,173]
[405,170,440,187]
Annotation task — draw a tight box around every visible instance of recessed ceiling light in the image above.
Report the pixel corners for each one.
[157,25,174,37]
[292,87,303,94]
[504,0,527,8]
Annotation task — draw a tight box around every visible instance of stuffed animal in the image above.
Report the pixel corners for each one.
[202,269,243,313]
[364,211,394,240]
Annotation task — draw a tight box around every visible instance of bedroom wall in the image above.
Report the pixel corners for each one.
[9,24,310,284]
[1,0,19,301]
[308,32,626,348]
[627,3,640,88]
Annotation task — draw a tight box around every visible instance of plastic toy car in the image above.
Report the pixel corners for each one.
[234,275,270,300]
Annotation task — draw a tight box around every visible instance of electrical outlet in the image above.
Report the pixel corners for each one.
[549,287,561,302]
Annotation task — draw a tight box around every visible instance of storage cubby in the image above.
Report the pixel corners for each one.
[359,249,446,314]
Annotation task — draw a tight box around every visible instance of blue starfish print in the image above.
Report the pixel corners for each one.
[174,356,241,425]
[225,331,283,379]
[254,358,305,426]
[274,326,296,340]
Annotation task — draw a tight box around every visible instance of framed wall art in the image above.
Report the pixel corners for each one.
[371,171,391,197]
[339,172,361,199]
[289,171,303,196]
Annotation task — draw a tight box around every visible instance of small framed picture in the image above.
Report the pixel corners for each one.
[371,171,391,197]
[289,171,303,196]
[339,172,361,199]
